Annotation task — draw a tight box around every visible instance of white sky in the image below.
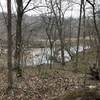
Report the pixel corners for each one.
[0,0,100,18]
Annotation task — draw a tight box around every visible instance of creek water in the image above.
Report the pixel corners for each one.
[24,45,90,66]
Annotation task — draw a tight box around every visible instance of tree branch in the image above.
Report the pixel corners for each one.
[86,0,94,7]
[24,6,48,13]
[23,0,32,12]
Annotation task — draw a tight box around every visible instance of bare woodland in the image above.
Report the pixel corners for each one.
[0,0,100,100]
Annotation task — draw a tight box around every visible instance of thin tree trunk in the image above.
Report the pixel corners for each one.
[15,0,23,77]
[50,43,53,69]
[92,0,100,74]
[86,0,100,69]
[7,0,13,90]
[75,0,83,69]
[83,0,86,57]
[59,0,65,66]
[68,8,73,52]
[59,30,65,65]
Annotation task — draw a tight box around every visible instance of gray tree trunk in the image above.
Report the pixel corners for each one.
[83,0,86,57]
[15,0,23,77]
[7,0,13,90]
[75,0,83,70]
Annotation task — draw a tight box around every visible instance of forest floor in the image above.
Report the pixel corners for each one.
[0,49,100,100]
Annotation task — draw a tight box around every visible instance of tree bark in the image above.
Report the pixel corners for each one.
[7,0,13,90]
[15,0,23,77]
[92,0,100,74]
[83,0,86,57]
[75,0,83,69]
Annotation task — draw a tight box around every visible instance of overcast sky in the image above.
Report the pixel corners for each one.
[0,0,100,18]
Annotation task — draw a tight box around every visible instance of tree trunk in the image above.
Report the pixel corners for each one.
[58,0,65,66]
[50,42,53,69]
[15,0,23,77]
[83,0,86,57]
[92,0,100,75]
[75,0,83,69]
[60,34,65,66]
[68,8,73,52]
[7,0,13,90]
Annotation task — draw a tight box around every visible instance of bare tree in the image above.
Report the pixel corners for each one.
[14,0,47,77]
[41,14,57,68]
[86,0,100,74]
[50,0,65,65]
[15,0,36,77]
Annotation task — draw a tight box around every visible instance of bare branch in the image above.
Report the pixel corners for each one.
[24,6,48,13]
[23,0,32,12]
[86,0,94,7]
